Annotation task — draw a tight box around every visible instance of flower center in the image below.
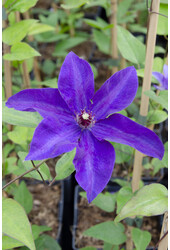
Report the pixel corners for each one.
[76,110,95,129]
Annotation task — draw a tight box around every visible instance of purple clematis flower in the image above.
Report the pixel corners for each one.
[152,64,168,90]
[6,52,164,202]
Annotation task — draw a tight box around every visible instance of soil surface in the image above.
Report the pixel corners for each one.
[28,182,62,239]
[74,196,160,249]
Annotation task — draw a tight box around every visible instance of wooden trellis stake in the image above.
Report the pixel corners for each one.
[15,12,31,88]
[3,20,13,131]
[22,11,42,83]
[158,212,168,250]
[110,0,118,74]
[132,0,160,192]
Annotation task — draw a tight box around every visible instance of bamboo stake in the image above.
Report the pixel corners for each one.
[15,12,31,88]
[34,58,41,82]
[126,226,134,249]
[120,24,126,69]
[22,61,31,88]
[22,11,34,41]
[22,11,41,83]
[3,20,13,131]
[132,0,160,192]
[158,212,168,250]
[110,0,118,74]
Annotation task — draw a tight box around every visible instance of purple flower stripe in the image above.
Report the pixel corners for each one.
[73,130,115,203]
[91,113,164,160]
[58,51,94,114]
[6,88,73,119]
[91,66,138,120]
[6,51,165,202]
[25,117,81,160]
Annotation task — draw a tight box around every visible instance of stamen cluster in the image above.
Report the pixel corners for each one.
[77,109,95,129]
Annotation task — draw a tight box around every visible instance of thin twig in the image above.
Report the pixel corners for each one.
[31,160,47,185]
[110,0,118,74]
[154,231,168,250]
[2,160,46,190]
[48,175,57,186]
[146,0,168,18]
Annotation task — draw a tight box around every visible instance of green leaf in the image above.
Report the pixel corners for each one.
[7,126,34,146]
[34,234,61,250]
[112,179,131,187]
[31,78,58,88]
[61,0,89,9]
[3,143,15,158]
[35,33,69,43]
[157,4,168,35]
[80,247,96,250]
[2,20,37,45]
[42,60,56,75]
[14,181,33,214]
[137,57,164,82]
[116,186,133,214]
[53,37,87,57]
[4,157,18,175]
[17,151,51,181]
[117,109,128,117]
[3,42,40,61]
[115,184,168,222]
[2,101,42,127]
[111,142,134,164]
[89,63,98,79]
[55,149,76,180]
[129,24,147,34]
[83,0,108,9]
[117,0,134,23]
[93,29,110,55]
[155,45,166,54]
[28,23,55,35]
[160,0,168,3]
[80,191,116,212]
[144,90,168,110]
[83,221,126,245]
[147,110,168,125]
[2,235,24,249]
[117,25,145,64]
[32,225,52,240]
[132,228,151,250]
[2,198,35,250]
[104,242,118,250]
[4,0,39,13]
[84,17,113,30]
[151,158,165,175]
[162,141,168,167]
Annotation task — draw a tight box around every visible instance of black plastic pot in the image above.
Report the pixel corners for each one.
[72,184,162,250]
[61,175,76,250]
[72,184,120,250]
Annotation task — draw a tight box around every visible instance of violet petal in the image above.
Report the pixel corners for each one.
[153,84,165,91]
[91,113,164,160]
[58,51,94,114]
[163,64,168,79]
[152,72,164,86]
[73,130,115,203]
[25,117,81,160]
[6,88,73,119]
[91,66,138,120]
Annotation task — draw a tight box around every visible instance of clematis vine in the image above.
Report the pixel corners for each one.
[6,52,164,202]
[152,64,168,90]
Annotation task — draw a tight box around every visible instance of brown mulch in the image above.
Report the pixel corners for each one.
[28,183,62,239]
